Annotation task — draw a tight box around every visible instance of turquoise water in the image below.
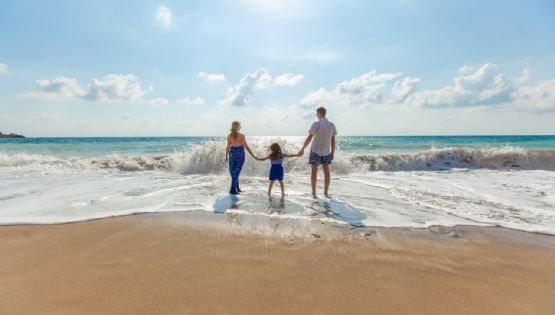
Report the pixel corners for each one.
[1,135,555,232]
[1,135,554,158]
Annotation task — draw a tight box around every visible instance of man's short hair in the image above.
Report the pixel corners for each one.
[316,106,326,116]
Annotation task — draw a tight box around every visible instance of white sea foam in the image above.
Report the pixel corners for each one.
[1,141,554,173]
[1,140,554,234]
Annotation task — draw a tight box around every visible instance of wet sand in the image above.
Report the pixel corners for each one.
[1,213,555,315]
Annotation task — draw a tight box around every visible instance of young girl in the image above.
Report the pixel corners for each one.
[256,143,300,196]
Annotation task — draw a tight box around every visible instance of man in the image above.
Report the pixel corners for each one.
[299,106,337,198]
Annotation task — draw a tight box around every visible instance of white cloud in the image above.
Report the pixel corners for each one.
[294,70,406,117]
[155,5,172,28]
[293,63,555,114]
[410,63,513,108]
[477,74,512,104]
[457,65,475,74]
[146,98,169,106]
[274,74,304,86]
[517,68,532,83]
[298,87,331,109]
[178,97,205,106]
[86,74,147,102]
[0,63,10,74]
[198,72,225,83]
[336,70,401,106]
[218,68,272,107]
[24,77,86,100]
[513,80,555,111]
[23,74,165,105]
[390,77,421,104]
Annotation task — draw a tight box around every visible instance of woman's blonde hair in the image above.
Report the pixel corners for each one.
[230,121,241,140]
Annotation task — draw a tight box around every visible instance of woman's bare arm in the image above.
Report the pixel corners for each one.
[225,136,231,162]
[243,135,256,158]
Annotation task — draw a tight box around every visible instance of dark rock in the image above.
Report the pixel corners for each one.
[0,132,25,138]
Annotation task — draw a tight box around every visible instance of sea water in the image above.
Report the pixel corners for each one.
[1,136,554,234]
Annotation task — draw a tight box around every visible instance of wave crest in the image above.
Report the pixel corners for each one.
[1,141,554,173]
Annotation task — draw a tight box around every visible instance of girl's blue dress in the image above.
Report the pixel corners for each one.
[269,158,285,181]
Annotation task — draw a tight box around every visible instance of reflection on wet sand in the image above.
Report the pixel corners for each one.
[211,193,367,235]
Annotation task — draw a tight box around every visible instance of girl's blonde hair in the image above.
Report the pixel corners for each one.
[229,121,241,140]
[268,143,284,161]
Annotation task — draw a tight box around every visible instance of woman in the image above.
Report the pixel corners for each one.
[225,121,256,194]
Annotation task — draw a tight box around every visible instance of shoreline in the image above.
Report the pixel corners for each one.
[1,212,555,314]
[2,210,555,241]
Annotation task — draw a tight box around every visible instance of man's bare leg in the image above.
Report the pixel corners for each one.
[311,166,318,198]
[323,164,331,198]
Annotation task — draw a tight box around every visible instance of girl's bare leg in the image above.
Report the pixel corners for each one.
[279,180,285,196]
[268,181,274,196]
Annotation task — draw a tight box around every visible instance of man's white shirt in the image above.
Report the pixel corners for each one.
[309,117,337,156]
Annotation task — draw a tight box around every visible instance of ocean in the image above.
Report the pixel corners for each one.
[1,136,554,233]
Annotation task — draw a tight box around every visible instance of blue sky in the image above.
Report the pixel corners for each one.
[1,0,555,136]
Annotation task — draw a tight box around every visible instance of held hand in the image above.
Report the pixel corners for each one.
[298,149,304,157]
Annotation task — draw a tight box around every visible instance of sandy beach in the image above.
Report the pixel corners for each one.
[1,213,554,315]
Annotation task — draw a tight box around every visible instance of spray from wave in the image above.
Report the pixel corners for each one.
[1,140,554,173]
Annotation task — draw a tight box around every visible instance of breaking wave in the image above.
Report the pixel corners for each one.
[1,141,554,174]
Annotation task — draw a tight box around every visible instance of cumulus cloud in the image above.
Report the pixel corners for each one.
[0,63,10,74]
[298,87,331,109]
[516,68,532,83]
[274,74,304,86]
[410,63,513,108]
[512,80,555,111]
[198,72,225,83]
[219,68,272,107]
[23,74,165,105]
[85,74,147,102]
[24,77,86,100]
[336,70,401,106]
[178,96,205,106]
[389,77,421,104]
[457,64,475,74]
[294,70,409,117]
[341,63,554,111]
[294,63,555,114]
[155,5,172,27]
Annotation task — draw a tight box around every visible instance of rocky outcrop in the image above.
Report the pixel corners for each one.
[0,132,25,138]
